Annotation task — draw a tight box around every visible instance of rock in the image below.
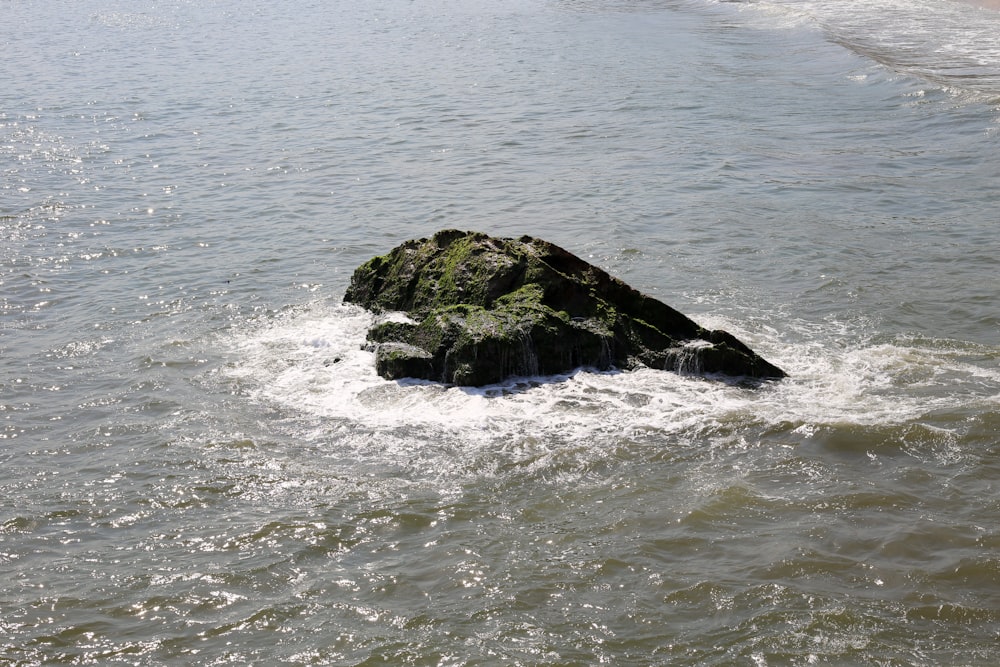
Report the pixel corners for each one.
[344,230,786,385]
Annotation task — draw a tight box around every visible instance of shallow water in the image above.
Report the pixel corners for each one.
[3,0,1000,664]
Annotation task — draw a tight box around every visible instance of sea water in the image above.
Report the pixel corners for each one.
[3,0,1000,664]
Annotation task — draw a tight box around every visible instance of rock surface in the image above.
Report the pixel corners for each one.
[343,230,786,385]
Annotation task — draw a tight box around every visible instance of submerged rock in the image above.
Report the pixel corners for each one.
[343,230,786,386]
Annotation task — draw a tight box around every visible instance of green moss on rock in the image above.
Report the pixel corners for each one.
[344,230,785,385]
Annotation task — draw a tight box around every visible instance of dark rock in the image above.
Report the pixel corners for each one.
[343,230,786,385]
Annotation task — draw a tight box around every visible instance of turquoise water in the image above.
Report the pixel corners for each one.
[3,0,1000,664]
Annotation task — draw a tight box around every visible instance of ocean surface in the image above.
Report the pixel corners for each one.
[3,0,1000,664]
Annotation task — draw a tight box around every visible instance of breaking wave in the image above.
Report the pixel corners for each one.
[217,301,1000,481]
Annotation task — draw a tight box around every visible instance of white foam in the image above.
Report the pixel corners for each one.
[224,302,1000,444]
[716,0,1000,102]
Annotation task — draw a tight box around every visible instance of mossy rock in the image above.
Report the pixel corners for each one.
[344,230,786,385]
